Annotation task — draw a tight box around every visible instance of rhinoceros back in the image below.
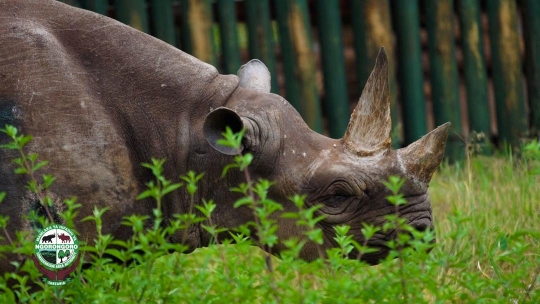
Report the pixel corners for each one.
[0,0,239,275]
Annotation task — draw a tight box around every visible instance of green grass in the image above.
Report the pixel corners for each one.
[427,153,539,300]
[165,152,539,302]
[1,125,539,302]
[130,153,539,302]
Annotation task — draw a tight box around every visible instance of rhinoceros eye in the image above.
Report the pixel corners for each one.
[323,193,352,209]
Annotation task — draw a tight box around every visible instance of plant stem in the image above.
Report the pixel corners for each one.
[17,146,55,224]
[438,222,460,290]
[206,216,232,284]
[525,266,540,301]
[2,227,23,260]
[156,179,162,213]
[2,227,14,245]
[136,283,148,303]
[356,237,370,261]
[243,169,272,269]
[181,194,195,245]
[243,167,280,303]
[394,203,407,303]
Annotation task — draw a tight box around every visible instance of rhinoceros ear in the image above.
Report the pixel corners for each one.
[203,107,245,155]
[237,59,271,93]
[398,122,451,185]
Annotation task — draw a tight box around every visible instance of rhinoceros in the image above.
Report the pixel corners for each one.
[0,0,449,273]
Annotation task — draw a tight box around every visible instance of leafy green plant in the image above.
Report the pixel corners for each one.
[136,158,184,213]
[523,138,540,175]
[0,124,56,225]
[0,125,538,303]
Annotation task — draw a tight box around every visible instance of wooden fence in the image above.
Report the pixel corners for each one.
[59,0,540,160]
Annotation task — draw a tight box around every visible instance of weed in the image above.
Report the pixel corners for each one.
[0,124,538,302]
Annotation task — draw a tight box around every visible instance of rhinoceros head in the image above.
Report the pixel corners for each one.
[203,47,449,264]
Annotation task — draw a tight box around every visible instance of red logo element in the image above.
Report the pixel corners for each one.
[32,254,80,282]
[57,233,71,243]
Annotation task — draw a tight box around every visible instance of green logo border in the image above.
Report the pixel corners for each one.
[34,224,79,270]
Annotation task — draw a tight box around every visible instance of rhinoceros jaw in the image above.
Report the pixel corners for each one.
[341,47,391,157]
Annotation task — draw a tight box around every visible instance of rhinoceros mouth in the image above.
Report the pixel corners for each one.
[355,218,435,265]
[358,239,434,265]
[356,245,392,265]
[407,214,434,231]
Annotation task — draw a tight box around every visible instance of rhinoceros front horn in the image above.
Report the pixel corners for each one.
[342,47,450,183]
[341,47,392,157]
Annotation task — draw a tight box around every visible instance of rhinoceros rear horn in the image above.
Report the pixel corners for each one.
[203,107,244,155]
[237,59,271,93]
[398,122,451,184]
[341,47,391,157]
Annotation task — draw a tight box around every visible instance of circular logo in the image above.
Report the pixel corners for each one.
[34,224,79,269]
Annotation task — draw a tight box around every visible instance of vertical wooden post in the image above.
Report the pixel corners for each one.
[486,0,526,146]
[81,0,108,15]
[351,0,399,147]
[180,0,216,66]
[275,1,301,110]
[244,0,279,93]
[150,0,176,46]
[114,0,150,33]
[216,0,242,75]
[390,0,427,145]
[313,0,349,138]
[457,0,491,147]
[290,0,323,133]
[180,0,192,55]
[521,0,540,137]
[274,0,323,132]
[425,0,462,160]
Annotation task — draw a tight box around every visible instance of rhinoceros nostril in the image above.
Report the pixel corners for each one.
[414,223,429,232]
[410,220,436,245]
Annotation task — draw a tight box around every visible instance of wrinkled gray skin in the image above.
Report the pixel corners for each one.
[0,0,450,274]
